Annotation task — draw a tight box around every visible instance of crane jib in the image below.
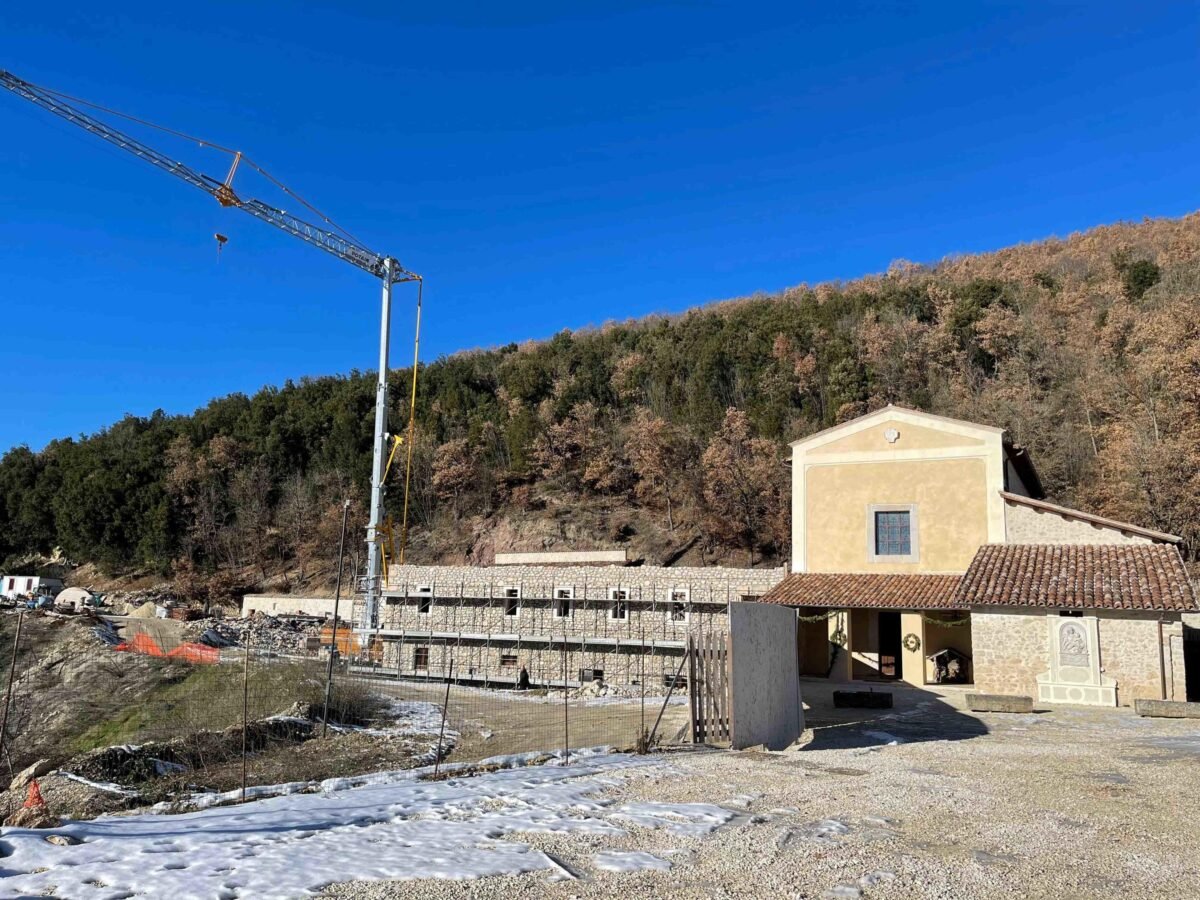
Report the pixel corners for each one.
[0,69,416,284]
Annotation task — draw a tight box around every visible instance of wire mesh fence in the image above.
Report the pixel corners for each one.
[0,606,700,822]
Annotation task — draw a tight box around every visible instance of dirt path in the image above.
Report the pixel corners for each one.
[369,677,692,762]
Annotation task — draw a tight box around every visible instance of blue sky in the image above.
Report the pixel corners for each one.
[2,1,1197,452]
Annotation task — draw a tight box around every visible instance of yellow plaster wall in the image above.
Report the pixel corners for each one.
[798,611,832,676]
[807,421,988,455]
[900,612,924,686]
[804,458,990,573]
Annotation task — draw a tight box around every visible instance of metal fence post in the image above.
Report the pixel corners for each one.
[322,498,351,737]
[433,659,454,778]
[241,646,250,803]
[562,636,569,765]
[0,611,25,776]
[639,623,646,752]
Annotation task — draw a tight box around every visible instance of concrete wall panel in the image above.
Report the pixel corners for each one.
[729,603,803,750]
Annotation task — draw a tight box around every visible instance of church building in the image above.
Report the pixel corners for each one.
[760,405,1197,706]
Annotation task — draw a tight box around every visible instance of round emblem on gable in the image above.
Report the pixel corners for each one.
[884,428,900,444]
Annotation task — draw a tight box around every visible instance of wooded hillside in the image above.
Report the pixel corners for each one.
[3,213,1197,589]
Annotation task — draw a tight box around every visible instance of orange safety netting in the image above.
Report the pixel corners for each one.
[166,642,220,664]
[114,631,166,656]
[114,631,219,665]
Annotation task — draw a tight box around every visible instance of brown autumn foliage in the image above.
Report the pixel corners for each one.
[7,213,1198,579]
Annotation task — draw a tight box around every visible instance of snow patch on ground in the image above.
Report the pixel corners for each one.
[593,850,673,872]
[54,772,139,797]
[610,801,734,836]
[862,730,904,746]
[1,752,721,899]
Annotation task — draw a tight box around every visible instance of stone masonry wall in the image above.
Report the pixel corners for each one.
[1004,501,1155,545]
[972,608,1183,705]
[360,563,785,688]
[379,639,684,689]
[369,563,784,637]
[1097,613,1180,704]
[971,609,1050,697]
[382,563,786,603]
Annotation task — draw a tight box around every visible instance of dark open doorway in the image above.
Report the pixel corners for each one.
[879,610,901,679]
[1185,623,1200,702]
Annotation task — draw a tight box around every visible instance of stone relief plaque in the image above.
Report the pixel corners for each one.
[1058,621,1089,667]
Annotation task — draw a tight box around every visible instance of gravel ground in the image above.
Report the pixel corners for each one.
[322,692,1200,900]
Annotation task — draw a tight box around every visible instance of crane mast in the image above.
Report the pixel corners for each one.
[0,68,416,632]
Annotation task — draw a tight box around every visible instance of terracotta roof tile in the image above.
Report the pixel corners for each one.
[760,573,964,610]
[953,544,1198,612]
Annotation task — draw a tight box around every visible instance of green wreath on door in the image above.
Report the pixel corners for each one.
[902,632,921,653]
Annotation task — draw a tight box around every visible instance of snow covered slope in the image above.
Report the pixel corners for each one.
[0,751,731,899]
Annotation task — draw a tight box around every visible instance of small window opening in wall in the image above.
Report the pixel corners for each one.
[413,647,429,670]
[610,599,628,620]
[500,653,519,668]
[1059,610,1084,618]
[668,589,689,622]
[414,584,432,595]
[505,596,519,617]
[741,594,760,603]
[504,587,520,599]
[663,671,687,689]
[579,668,604,682]
[554,595,572,618]
[873,509,912,556]
[418,596,432,615]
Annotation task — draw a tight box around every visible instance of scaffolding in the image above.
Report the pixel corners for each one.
[353,567,784,690]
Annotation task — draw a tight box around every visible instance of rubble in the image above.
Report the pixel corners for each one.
[10,759,55,793]
[568,680,638,700]
[3,804,60,829]
[182,612,322,654]
[0,772,140,823]
[105,585,179,615]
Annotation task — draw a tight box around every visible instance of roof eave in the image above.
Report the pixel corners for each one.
[999,491,1182,543]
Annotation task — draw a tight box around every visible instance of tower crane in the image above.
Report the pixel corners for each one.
[0,68,419,632]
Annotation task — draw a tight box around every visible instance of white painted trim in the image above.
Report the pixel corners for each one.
[667,587,691,623]
[789,405,1004,450]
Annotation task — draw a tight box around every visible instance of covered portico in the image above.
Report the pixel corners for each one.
[763,572,972,687]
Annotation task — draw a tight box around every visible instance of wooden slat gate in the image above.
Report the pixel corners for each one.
[688,631,731,744]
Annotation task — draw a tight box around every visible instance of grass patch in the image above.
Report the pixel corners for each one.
[72,656,333,751]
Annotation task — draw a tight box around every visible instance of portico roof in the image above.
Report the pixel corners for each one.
[954,544,1197,612]
[760,572,965,610]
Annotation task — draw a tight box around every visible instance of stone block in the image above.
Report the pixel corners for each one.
[1134,699,1200,719]
[966,693,1034,713]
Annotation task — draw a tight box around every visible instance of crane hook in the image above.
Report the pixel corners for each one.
[214,233,228,260]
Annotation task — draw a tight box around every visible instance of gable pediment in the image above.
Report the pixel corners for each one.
[794,406,1002,456]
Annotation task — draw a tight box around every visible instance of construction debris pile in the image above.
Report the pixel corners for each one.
[567,680,640,700]
[181,612,323,655]
[106,587,179,616]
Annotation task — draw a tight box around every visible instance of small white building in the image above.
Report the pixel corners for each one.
[0,575,64,600]
[241,594,350,621]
